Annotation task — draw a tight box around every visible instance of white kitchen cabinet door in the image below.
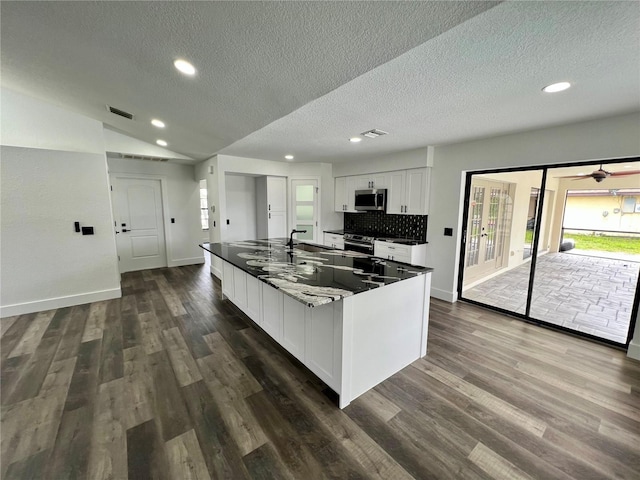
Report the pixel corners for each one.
[222,261,235,300]
[282,295,306,362]
[246,275,262,325]
[335,177,347,212]
[324,233,344,250]
[268,210,287,238]
[386,171,406,214]
[369,172,390,189]
[232,266,247,311]
[305,301,341,391]
[405,168,429,215]
[267,176,287,212]
[345,176,361,212]
[261,283,283,341]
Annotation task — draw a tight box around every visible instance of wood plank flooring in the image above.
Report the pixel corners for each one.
[1,263,639,479]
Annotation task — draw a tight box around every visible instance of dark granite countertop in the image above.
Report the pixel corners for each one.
[201,238,433,307]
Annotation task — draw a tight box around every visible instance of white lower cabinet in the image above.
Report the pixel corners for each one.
[282,295,306,362]
[222,261,235,300]
[305,301,341,391]
[261,282,283,341]
[246,274,262,325]
[323,232,345,250]
[374,241,427,267]
[232,268,247,311]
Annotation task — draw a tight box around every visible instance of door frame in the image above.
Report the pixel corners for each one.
[288,175,321,243]
[456,157,640,348]
[109,173,172,271]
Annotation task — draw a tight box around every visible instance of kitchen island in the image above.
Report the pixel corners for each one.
[201,238,433,408]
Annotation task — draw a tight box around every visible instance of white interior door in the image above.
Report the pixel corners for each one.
[291,179,318,242]
[113,177,167,273]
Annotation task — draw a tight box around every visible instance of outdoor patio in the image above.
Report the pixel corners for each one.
[462,251,639,344]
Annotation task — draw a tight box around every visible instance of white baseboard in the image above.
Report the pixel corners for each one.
[628,339,640,361]
[0,287,122,318]
[210,265,222,279]
[430,287,457,303]
[169,257,205,267]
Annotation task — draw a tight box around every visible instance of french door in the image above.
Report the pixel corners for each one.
[463,178,513,285]
[291,179,318,243]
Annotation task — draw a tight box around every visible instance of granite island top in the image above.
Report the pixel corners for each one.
[201,238,433,307]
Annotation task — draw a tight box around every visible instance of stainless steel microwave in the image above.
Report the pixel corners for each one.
[355,189,387,211]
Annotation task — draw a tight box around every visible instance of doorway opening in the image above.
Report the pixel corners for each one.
[459,159,640,346]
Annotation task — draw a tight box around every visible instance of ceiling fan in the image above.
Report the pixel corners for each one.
[560,164,640,183]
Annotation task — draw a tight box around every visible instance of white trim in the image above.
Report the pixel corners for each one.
[110,173,172,271]
[168,257,205,267]
[0,288,122,318]
[210,265,222,279]
[431,287,457,303]
[628,340,640,361]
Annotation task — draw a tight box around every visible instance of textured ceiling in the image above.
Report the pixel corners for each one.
[1,2,638,165]
[0,1,498,162]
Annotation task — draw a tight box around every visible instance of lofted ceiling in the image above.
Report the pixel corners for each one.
[1,1,639,165]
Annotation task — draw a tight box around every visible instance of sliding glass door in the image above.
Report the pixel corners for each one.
[459,159,640,346]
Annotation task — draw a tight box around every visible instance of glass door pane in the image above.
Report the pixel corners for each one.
[529,162,640,344]
[292,180,318,242]
[461,170,542,315]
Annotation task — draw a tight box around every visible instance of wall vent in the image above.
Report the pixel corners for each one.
[121,154,169,162]
[106,105,134,120]
[361,129,388,138]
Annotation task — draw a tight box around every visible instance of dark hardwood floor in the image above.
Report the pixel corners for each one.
[2,263,639,479]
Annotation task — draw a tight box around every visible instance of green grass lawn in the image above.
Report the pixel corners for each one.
[562,233,640,254]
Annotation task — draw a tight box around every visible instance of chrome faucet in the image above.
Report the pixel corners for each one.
[287,229,307,249]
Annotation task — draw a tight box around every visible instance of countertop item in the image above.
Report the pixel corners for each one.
[201,238,432,307]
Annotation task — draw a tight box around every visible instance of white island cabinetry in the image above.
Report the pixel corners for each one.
[219,258,430,408]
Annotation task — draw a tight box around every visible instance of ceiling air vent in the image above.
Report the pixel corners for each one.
[121,154,169,162]
[361,129,388,138]
[106,105,134,120]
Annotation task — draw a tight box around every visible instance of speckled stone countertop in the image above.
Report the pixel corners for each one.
[200,239,433,307]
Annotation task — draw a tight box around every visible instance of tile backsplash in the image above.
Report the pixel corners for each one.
[344,211,428,241]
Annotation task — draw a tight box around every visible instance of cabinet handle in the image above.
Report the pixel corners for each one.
[269,213,271,219]
[268,204,271,211]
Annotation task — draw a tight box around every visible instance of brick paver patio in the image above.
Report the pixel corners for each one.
[463,252,639,344]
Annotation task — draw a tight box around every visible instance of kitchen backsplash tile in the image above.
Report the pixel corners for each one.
[345,211,427,241]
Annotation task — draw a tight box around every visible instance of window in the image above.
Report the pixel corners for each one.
[622,196,637,214]
[200,179,209,230]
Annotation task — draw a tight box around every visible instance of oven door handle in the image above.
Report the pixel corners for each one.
[344,241,374,250]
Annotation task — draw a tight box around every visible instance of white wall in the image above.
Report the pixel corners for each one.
[0,89,121,316]
[225,174,257,241]
[107,157,204,267]
[332,146,433,177]
[104,128,195,162]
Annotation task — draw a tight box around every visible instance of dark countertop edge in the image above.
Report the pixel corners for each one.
[199,241,434,308]
[200,242,354,308]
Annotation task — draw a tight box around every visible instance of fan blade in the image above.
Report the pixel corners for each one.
[610,170,640,177]
[557,175,592,179]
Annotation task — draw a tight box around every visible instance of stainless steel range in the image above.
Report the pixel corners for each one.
[343,233,375,254]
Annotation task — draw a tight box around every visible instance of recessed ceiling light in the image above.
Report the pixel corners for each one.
[174,59,196,76]
[349,137,362,143]
[151,119,165,128]
[285,155,294,160]
[542,82,571,93]
[156,139,168,147]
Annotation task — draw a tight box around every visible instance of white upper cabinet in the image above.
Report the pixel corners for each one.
[266,176,287,212]
[386,168,429,215]
[257,176,287,238]
[335,167,429,215]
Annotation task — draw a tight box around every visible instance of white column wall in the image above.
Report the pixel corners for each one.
[0,88,121,316]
